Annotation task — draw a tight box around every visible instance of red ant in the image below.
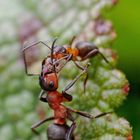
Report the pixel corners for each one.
[23,37,112,92]
[23,36,110,71]
[22,39,112,140]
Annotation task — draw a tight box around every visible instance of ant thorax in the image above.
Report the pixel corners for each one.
[66,47,79,61]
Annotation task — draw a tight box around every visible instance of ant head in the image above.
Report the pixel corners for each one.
[39,38,59,91]
[39,72,58,91]
[53,45,66,54]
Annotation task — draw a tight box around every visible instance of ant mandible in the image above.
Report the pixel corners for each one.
[22,39,112,140]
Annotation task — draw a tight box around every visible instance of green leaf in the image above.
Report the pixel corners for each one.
[0,0,132,139]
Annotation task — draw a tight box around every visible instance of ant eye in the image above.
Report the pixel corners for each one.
[49,81,54,88]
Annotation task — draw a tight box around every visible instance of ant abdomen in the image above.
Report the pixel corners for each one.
[47,123,74,140]
[75,42,99,60]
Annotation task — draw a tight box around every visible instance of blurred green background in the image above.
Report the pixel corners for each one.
[108,0,140,139]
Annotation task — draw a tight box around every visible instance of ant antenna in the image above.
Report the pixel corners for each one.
[69,36,76,47]
[51,38,58,72]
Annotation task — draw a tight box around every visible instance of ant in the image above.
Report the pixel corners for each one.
[23,36,110,71]
[22,39,112,140]
[23,36,111,91]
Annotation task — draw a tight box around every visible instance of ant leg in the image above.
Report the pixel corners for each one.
[39,90,48,103]
[22,41,51,51]
[72,109,112,119]
[63,64,89,92]
[22,41,51,76]
[74,110,112,119]
[82,49,120,80]
[74,61,89,93]
[62,91,73,101]
[98,52,116,70]
[74,61,85,70]
[66,122,76,140]
[62,104,112,119]
[66,111,76,140]
[83,73,88,93]
[31,117,54,135]
[54,55,70,65]
[67,108,94,119]
[82,50,120,81]
[94,111,113,119]
[82,49,111,67]
[98,52,110,64]
[56,54,73,73]
[82,48,99,60]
